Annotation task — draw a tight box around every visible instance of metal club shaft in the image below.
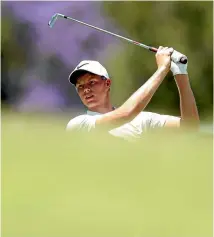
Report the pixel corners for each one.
[48,13,187,64]
[48,13,156,51]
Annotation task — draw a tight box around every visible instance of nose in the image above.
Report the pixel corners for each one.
[84,87,91,94]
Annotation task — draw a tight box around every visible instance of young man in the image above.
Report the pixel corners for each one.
[66,46,200,140]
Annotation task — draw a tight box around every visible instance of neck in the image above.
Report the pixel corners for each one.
[88,99,113,114]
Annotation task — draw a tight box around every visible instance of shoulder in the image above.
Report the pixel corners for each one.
[66,114,97,132]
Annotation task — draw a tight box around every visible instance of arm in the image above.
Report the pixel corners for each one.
[165,56,200,130]
[174,74,200,128]
[96,47,173,129]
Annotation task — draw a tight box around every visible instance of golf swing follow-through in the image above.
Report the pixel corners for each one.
[48,13,200,141]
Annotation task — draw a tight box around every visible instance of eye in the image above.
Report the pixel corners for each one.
[77,85,83,90]
[89,80,96,85]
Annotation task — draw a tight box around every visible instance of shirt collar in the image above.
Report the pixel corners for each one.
[86,110,102,116]
[87,107,116,116]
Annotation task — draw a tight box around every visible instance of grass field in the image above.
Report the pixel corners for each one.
[2,112,213,237]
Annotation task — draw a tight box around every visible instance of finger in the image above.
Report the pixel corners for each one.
[168,47,174,55]
[162,47,173,56]
[158,46,163,52]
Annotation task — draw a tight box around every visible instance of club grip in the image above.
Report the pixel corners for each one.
[149,47,188,64]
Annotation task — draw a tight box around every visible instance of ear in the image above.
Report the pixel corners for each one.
[105,79,111,88]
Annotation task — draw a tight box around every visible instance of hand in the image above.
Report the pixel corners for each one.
[156,46,174,72]
[171,58,188,76]
[171,50,188,64]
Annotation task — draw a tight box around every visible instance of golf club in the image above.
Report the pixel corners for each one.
[48,13,188,64]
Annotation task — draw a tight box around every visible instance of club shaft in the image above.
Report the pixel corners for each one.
[57,14,156,52]
[49,13,187,64]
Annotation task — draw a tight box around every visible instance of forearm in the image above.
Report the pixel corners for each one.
[96,66,168,127]
[174,74,200,128]
[119,66,168,118]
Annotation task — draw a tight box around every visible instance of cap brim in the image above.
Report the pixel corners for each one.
[68,68,106,85]
[68,69,91,85]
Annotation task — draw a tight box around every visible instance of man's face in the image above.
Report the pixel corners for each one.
[75,72,111,110]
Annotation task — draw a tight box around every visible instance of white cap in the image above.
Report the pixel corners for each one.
[68,60,110,85]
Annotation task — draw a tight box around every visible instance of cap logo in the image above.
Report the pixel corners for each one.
[77,63,89,69]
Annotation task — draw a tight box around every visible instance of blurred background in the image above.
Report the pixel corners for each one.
[1,1,213,128]
[2,2,213,237]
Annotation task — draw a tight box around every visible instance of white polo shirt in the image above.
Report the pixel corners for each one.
[66,110,170,141]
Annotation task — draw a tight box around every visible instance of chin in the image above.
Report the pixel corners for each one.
[86,102,100,111]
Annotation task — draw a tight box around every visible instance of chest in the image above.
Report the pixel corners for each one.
[109,119,148,140]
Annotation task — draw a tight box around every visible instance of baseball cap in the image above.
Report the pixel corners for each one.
[68,60,110,85]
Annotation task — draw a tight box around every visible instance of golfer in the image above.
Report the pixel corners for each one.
[66,46,200,140]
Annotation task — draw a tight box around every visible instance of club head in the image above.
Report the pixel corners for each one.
[48,13,59,28]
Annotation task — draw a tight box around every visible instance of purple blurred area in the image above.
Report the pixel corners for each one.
[2,1,120,114]
[6,1,111,64]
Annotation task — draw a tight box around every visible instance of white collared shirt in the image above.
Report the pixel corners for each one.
[66,110,170,141]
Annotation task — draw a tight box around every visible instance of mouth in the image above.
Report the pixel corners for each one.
[85,95,94,101]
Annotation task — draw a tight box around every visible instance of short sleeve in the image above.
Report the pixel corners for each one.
[147,112,169,128]
[134,112,169,130]
[66,115,97,132]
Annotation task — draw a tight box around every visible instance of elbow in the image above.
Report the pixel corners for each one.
[123,110,134,120]
[116,107,136,123]
[192,115,201,130]
[180,117,200,131]
[192,120,200,131]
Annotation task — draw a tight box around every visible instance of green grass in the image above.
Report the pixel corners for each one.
[2,112,213,237]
